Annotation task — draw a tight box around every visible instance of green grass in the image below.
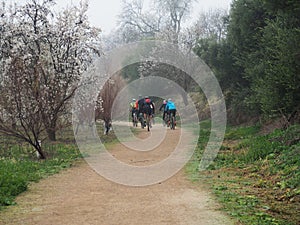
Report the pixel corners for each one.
[186,121,300,225]
[0,143,82,208]
[225,125,260,140]
[0,122,129,210]
[185,120,211,179]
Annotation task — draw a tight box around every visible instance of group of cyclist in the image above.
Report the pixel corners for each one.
[130,96,177,129]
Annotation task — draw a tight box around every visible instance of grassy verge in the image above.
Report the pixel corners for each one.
[0,143,82,208]
[0,122,119,210]
[186,120,300,225]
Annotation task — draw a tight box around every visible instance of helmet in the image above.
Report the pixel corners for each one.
[168,98,172,101]
[163,100,167,104]
[145,96,149,99]
[132,98,136,101]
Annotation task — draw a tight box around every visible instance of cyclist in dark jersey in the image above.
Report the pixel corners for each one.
[142,96,155,128]
[136,95,144,121]
[141,96,155,116]
[159,99,168,122]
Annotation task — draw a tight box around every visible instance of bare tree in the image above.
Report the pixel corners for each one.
[117,0,195,44]
[118,0,161,40]
[193,8,228,42]
[96,74,126,130]
[154,0,194,43]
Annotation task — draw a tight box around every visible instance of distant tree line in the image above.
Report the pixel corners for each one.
[194,0,300,125]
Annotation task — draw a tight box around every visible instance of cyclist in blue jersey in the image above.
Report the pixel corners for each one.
[166,98,177,125]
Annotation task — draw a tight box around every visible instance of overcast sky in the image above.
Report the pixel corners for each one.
[12,0,232,34]
[71,0,232,34]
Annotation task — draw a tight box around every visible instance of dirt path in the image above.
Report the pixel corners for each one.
[0,126,235,225]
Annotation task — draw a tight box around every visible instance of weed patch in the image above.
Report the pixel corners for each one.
[0,143,82,209]
[187,122,300,225]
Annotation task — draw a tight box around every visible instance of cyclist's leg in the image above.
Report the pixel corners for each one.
[138,109,144,128]
[133,109,137,125]
[174,109,177,125]
[150,108,154,126]
[146,113,150,131]
[166,110,170,126]
[143,111,146,126]
[148,110,152,130]
[169,109,173,128]
[146,109,150,127]
[131,109,134,122]
[168,109,175,129]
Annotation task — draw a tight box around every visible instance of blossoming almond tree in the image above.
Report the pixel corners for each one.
[41,1,101,141]
[0,0,101,158]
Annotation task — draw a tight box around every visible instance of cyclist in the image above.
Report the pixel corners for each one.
[141,96,155,127]
[130,98,138,124]
[136,95,144,123]
[159,99,168,125]
[166,98,176,126]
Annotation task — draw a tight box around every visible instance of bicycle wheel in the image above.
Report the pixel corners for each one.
[140,116,145,128]
[133,113,138,127]
[170,116,175,130]
[163,115,167,126]
[165,114,170,127]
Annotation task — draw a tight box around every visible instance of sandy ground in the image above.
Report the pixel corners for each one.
[0,125,235,225]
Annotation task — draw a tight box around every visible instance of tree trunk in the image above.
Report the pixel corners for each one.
[46,128,56,141]
[45,118,58,141]
[35,144,46,159]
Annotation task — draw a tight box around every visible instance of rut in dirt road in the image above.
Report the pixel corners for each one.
[0,126,235,225]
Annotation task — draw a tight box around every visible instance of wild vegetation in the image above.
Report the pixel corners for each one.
[194,0,300,125]
[0,123,117,209]
[186,2,299,222]
[186,120,300,225]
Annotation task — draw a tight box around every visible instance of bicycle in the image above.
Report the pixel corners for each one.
[132,111,138,127]
[164,113,170,127]
[170,114,176,130]
[145,113,151,132]
[165,111,175,130]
